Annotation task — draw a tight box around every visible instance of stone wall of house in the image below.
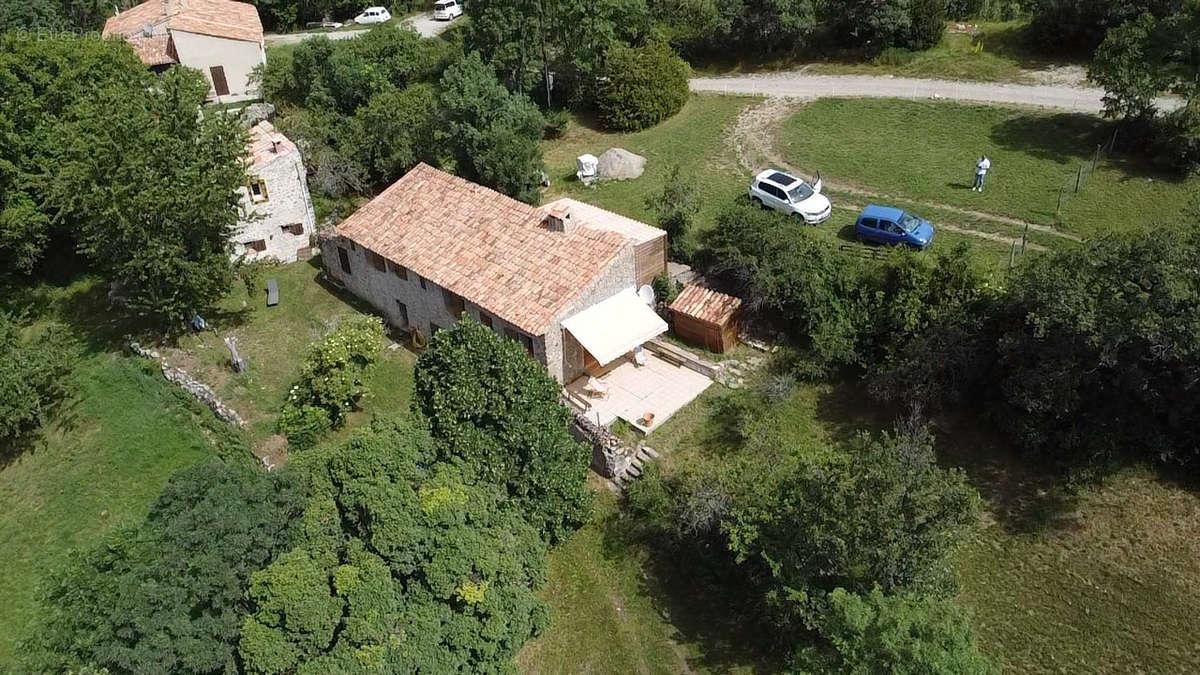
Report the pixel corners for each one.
[234,149,315,263]
[318,235,551,366]
[550,243,638,383]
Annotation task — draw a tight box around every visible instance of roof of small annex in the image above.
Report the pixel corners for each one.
[333,164,633,335]
[539,198,665,246]
[103,0,264,51]
[670,284,743,326]
[246,121,299,168]
[125,35,178,66]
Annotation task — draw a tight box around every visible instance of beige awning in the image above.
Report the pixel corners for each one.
[562,287,667,366]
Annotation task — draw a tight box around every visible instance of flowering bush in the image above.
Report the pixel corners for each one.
[278,315,384,449]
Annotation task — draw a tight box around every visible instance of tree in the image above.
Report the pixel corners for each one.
[239,419,551,673]
[26,460,309,674]
[0,34,151,273]
[793,588,998,674]
[439,53,546,204]
[347,83,440,192]
[646,164,700,260]
[830,0,948,55]
[50,66,247,324]
[595,41,691,131]
[0,313,75,450]
[724,427,982,603]
[412,319,593,543]
[1028,0,1182,56]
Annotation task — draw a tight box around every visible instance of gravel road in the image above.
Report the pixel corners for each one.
[264,13,454,45]
[690,72,1180,113]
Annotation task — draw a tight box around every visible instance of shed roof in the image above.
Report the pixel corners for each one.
[670,285,743,326]
[333,164,631,336]
[104,0,264,51]
[126,35,178,66]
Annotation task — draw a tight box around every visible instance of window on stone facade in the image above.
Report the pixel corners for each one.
[443,288,464,316]
[395,300,409,327]
[367,250,386,272]
[337,247,352,275]
[248,180,269,203]
[282,223,304,235]
[430,323,443,336]
[505,328,534,357]
[389,262,408,280]
[479,313,493,329]
[418,275,427,291]
[247,239,267,252]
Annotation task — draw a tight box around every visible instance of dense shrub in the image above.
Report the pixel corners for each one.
[1147,102,1200,175]
[646,164,701,260]
[27,460,308,673]
[0,313,75,448]
[596,42,691,132]
[239,419,551,673]
[794,588,998,674]
[1027,0,1182,56]
[278,315,384,448]
[413,319,592,543]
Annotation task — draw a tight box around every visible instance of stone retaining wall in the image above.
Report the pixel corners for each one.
[129,342,246,428]
[570,412,634,481]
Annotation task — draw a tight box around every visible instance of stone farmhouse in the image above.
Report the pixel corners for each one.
[233,121,316,263]
[322,163,669,383]
[103,0,265,102]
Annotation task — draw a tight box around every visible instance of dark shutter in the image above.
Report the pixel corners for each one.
[337,247,352,275]
[210,66,229,96]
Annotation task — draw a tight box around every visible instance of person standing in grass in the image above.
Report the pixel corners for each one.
[972,155,991,192]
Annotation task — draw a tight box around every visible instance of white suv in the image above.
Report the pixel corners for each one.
[353,6,391,24]
[748,169,832,224]
[433,0,463,20]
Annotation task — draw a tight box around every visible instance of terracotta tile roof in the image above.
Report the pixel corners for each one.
[539,198,665,245]
[246,121,298,168]
[670,284,743,325]
[335,164,631,335]
[104,0,263,48]
[127,35,178,66]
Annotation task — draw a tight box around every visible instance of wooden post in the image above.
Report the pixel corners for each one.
[1057,186,1065,215]
[1075,165,1083,193]
[1021,223,1028,254]
[1008,241,1016,269]
[1093,144,1101,171]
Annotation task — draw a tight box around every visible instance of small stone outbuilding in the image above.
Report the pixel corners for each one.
[233,121,316,263]
[669,285,743,353]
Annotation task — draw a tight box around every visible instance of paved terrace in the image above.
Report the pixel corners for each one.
[566,352,713,434]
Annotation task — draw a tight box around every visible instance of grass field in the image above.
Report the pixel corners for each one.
[779,98,1199,237]
[691,21,1082,84]
[0,263,415,667]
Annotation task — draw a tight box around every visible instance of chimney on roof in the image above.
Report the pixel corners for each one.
[270,135,282,153]
[546,205,576,234]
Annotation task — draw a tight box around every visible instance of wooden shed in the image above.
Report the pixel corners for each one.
[669,285,743,353]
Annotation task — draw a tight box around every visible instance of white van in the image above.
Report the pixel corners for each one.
[353,6,392,24]
[433,0,463,20]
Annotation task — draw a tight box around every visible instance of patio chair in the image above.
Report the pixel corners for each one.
[583,376,609,399]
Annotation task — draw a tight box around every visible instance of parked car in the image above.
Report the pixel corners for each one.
[433,0,463,20]
[748,169,832,224]
[352,6,391,24]
[854,204,935,250]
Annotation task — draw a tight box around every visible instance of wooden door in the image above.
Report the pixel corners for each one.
[209,66,229,96]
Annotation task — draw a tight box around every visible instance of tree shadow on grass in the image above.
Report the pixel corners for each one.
[989,113,1109,165]
[598,508,785,674]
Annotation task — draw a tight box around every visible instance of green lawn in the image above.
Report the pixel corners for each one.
[0,353,221,664]
[165,258,416,448]
[543,94,755,230]
[517,486,690,675]
[779,98,1198,238]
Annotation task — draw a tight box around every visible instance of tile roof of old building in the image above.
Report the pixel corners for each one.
[670,284,743,326]
[104,0,264,52]
[246,121,298,168]
[125,34,178,66]
[334,163,632,335]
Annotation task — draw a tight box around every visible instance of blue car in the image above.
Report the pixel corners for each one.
[854,205,935,250]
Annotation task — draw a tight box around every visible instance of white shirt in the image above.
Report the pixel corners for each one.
[976,158,991,175]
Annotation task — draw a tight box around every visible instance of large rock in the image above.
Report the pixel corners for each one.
[595,147,646,181]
